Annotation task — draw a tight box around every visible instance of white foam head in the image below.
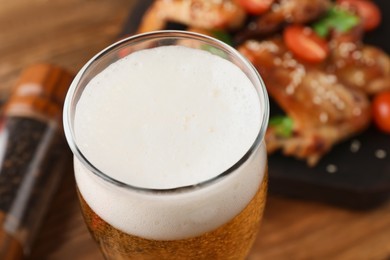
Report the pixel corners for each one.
[73,45,267,240]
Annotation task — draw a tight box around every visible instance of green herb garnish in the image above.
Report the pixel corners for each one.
[201,30,233,58]
[211,30,233,46]
[312,6,360,38]
[269,116,294,138]
[201,45,228,58]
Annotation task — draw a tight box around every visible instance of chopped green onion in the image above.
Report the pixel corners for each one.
[312,6,360,38]
[269,116,294,138]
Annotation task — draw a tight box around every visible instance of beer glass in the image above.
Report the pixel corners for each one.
[63,31,269,259]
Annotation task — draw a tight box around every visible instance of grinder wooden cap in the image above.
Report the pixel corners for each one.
[5,64,74,122]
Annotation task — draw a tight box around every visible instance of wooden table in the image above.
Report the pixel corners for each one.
[1,1,390,259]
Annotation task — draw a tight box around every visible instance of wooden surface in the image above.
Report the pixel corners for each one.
[1,1,390,259]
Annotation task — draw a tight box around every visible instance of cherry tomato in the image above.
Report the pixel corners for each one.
[117,34,134,58]
[338,0,381,31]
[372,91,390,133]
[283,25,329,63]
[238,0,274,15]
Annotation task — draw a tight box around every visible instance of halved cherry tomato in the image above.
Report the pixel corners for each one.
[283,25,329,63]
[338,0,381,31]
[372,91,390,133]
[238,0,274,15]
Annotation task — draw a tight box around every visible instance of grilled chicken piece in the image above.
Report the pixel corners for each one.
[239,38,371,165]
[329,26,390,95]
[138,0,246,33]
[236,0,331,42]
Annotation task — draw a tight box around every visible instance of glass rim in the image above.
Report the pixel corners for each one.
[63,30,269,194]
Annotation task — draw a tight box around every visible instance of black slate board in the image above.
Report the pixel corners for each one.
[121,0,390,210]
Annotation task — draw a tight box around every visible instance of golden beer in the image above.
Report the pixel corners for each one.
[78,173,267,260]
[63,31,270,259]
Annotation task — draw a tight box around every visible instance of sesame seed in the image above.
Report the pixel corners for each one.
[319,112,328,123]
[336,60,346,68]
[353,107,362,116]
[286,85,294,95]
[352,51,362,60]
[274,58,282,65]
[375,149,387,159]
[350,140,361,153]
[313,96,322,105]
[326,164,338,174]
[339,42,356,58]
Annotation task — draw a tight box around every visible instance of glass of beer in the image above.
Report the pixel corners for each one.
[63,31,269,259]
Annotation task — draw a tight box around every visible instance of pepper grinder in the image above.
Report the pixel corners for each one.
[0,64,73,259]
